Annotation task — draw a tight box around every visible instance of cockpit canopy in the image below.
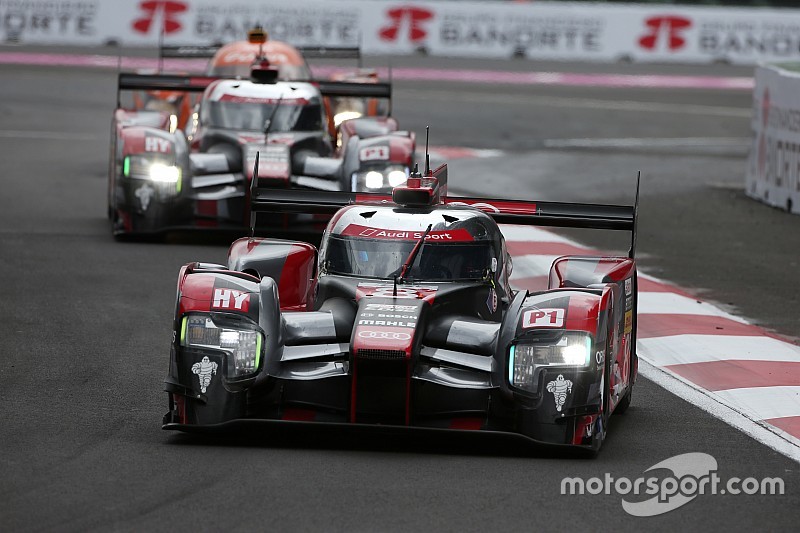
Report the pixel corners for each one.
[321,205,505,282]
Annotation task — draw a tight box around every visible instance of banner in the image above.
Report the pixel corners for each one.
[3,0,800,66]
[746,65,800,215]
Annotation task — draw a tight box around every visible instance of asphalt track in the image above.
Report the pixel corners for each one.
[1,49,799,531]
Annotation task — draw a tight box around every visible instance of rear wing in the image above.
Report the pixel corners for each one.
[116,73,218,108]
[116,72,389,106]
[315,80,391,99]
[250,165,641,258]
[158,44,360,61]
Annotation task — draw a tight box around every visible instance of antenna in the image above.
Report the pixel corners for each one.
[158,24,165,74]
[424,126,430,175]
[628,170,641,259]
[387,60,393,117]
[249,152,260,237]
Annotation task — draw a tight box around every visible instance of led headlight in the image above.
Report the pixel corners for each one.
[508,332,592,393]
[182,314,263,378]
[123,155,182,193]
[334,110,362,127]
[351,166,409,192]
[148,162,181,183]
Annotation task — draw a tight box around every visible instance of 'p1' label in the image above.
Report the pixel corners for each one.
[522,308,565,328]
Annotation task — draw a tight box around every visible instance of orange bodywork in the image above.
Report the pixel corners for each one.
[207,41,311,80]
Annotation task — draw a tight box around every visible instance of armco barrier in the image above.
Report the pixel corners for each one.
[2,1,800,65]
[746,64,800,215]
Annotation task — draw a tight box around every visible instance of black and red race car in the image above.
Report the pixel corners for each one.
[108,61,412,236]
[162,162,639,453]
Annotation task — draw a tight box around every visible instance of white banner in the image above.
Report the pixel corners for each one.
[2,0,800,66]
[746,65,800,214]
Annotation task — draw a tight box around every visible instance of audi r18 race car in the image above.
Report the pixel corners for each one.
[162,161,640,454]
[108,63,413,236]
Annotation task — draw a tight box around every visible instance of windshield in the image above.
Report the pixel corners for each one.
[324,235,493,281]
[202,99,323,132]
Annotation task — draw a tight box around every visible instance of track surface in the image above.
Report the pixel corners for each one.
[1,51,798,531]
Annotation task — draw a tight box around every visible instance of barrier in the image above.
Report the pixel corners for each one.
[746,64,800,214]
[2,1,800,65]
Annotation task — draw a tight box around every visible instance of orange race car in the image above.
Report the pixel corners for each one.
[157,27,383,139]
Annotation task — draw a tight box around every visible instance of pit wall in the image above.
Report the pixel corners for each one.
[746,64,800,214]
[3,0,800,65]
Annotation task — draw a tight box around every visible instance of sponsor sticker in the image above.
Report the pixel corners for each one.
[625,278,632,296]
[624,310,633,334]
[486,287,498,313]
[546,374,573,413]
[596,350,605,365]
[356,283,437,301]
[522,308,565,328]
[357,330,411,340]
[145,135,172,153]
[342,224,473,242]
[135,183,154,211]
[365,303,418,312]
[212,288,250,311]
[191,356,217,394]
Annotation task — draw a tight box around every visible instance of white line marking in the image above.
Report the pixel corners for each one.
[638,292,749,322]
[0,130,101,141]
[638,335,800,367]
[543,137,750,149]
[639,359,800,463]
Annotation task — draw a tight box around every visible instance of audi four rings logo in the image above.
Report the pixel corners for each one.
[358,331,411,340]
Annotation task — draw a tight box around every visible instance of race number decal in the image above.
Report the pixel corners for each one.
[522,308,565,328]
[359,146,389,161]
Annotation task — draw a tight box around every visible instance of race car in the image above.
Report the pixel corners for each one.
[162,161,640,454]
[108,64,414,236]
[159,26,382,136]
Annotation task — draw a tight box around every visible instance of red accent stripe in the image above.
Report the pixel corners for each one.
[665,360,800,391]
[764,416,800,440]
[282,408,317,421]
[449,418,483,430]
[506,241,594,257]
[638,314,763,339]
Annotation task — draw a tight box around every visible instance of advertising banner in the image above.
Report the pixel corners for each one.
[2,1,800,66]
[746,64,800,214]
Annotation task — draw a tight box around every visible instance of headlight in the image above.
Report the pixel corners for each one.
[181,314,263,378]
[148,162,181,183]
[351,166,409,192]
[123,155,182,192]
[334,110,362,127]
[508,332,592,393]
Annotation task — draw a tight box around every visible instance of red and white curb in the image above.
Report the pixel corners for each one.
[501,224,800,461]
